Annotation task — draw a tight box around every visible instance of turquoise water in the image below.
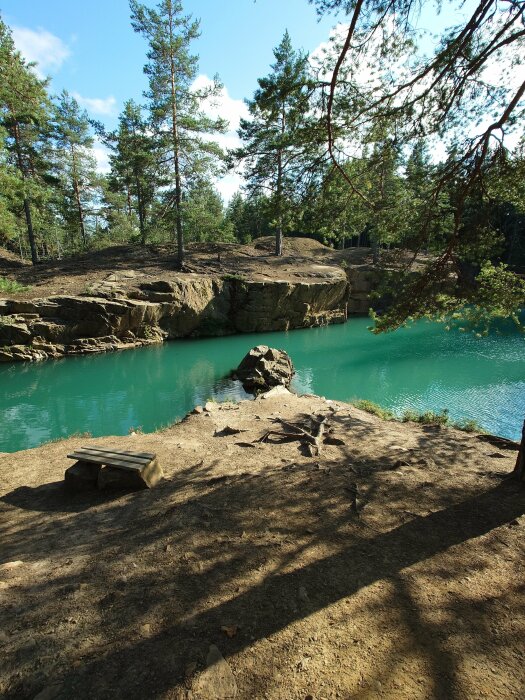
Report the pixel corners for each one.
[0,318,523,452]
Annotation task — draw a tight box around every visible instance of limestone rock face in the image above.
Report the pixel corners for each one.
[345,266,381,314]
[0,272,349,363]
[0,321,31,345]
[229,278,348,333]
[235,345,294,394]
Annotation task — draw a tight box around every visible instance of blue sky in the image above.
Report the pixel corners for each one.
[0,0,341,197]
[0,0,480,199]
[0,0,335,126]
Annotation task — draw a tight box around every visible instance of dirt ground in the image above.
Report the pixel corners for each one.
[0,238,420,301]
[1,391,524,700]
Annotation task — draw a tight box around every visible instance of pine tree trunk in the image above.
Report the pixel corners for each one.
[136,178,146,245]
[126,183,133,219]
[13,123,38,265]
[22,197,38,265]
[73,177,87,247]
[169,10,184,268]
[174,153,184,265]
[276,139,284,257]
[513,419,525,481]
[275,225,283,256]
[71,149,87,247]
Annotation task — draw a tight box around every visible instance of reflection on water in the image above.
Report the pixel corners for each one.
[0,318,523,452]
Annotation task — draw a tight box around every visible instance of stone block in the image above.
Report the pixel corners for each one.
[97,459,163,490]
[65,461,101,491]
[0,321,31,346]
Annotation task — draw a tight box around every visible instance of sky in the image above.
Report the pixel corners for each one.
[0,0,483,200]
[0,0,343,198]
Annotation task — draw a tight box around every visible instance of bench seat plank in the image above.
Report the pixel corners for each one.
[75,447,155,463]
[67,451,148,472]
[81,446,156,461]
[73,447,151,465]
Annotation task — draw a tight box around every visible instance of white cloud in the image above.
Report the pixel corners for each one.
[72,92,117,117]
[216,172,245,203]
[12,26,70,77]
[309,23,348,79]
[92,138,111,174]
[191,75,249,202]
[192,74,249,134]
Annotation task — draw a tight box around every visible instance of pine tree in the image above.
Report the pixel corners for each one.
[0,16,54,264]
[53,90,99,249]
[224,192,251,243]
[183,180,231,243]
[237,31,316,256]
[130,0,227,266]
[107,99,156,245]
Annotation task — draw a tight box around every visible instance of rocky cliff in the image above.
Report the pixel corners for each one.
[0,272,350,363]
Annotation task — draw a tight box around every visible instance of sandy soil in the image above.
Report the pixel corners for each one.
[0,238,422,301]
[1,391,523,700]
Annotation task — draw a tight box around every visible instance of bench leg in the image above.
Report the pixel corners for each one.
[97,458,163,490]
[65,461,101,491]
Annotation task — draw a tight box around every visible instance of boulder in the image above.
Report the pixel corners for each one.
[64,461,101,491]
[234,345,294,395]
[97,459,163,490]
[0,321,31,346]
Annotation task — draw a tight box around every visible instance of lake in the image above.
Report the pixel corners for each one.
[0,318,523,452]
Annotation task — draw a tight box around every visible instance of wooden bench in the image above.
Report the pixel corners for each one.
[65,445,163,491]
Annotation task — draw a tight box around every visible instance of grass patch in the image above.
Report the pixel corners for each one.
[0,276,29,294]
[353,400,486,433]
[41,431,92,446]
[402,409,450,426]
[221,273,245,282]
[451,418,486,434]
[352,399,395,421]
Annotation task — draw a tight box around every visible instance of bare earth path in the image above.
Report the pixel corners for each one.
[1,391,524,699]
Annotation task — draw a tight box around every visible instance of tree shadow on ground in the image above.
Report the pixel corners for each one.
[1,416,524,699]
[2,482,126,514]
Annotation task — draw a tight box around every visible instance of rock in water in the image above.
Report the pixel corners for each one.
[234,345,294,395]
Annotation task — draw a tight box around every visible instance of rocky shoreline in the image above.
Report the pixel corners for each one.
[0,265,380,363]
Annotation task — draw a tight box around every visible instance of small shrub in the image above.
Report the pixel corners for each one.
[141,324,159,340]
[221,273,245,282]
[0,276,29,294]
[353,399,394,420]
[452,418,486,433]
[402,409,450,426]
[340,259,348,269]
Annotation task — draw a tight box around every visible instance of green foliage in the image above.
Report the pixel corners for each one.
[104,99,157,245]
[453,418,485,434]
[0,276,29,293]
[183,180,233,243]
[402,409,450,426]
[236,31,318,255]
[53,90,100,249]
[0,15,56,263]
[353,399,485,433]
[130,0,227,263]
[352,399,394,420]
